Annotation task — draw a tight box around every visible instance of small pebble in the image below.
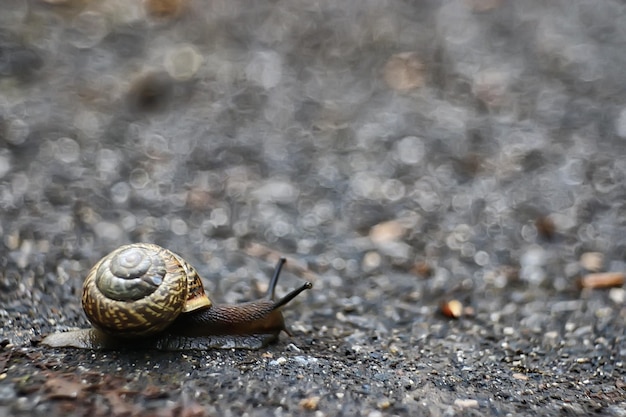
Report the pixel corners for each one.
[395,136,426,165]
[472,70,509,109]
[369,220,407,244]
[0,384,16,402]
[299,396,320,410]
[454,398,479,409]
[383,52,425,92]
[245,51,283,90]
[544,331,559,340]
[6,118,29,145]
[609,288,625,304]
[0,153,11,179]
[608,405,626,417]
[616,108,626,138]
[551,300,582,313]
[377,399,391,410]
[292,356,319,366]
[286,343,302,353]
[580,252,604,272]
[164,44,203,81]
[269,357,287,366]
[362,251,382,272]
[251,180,298,204]
[68,11,110,49]
[388,344,400,355]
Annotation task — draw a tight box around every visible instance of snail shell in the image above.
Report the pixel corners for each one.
[42,243,312,350]
[82,243,211,337]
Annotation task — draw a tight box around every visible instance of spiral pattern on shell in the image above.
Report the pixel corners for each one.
[81,243,210,337]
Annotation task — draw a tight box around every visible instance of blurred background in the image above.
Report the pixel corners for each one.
[1,0,626,353]
[3,1,626,415]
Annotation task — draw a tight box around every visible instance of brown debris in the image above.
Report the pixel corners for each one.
[0,351,11,373]
[127,71,174,113]
[181,402,207,417]
[104,391,139,417]
[300,395,321,410]
[144,0,188,19]
[142,384,168,399]
[36,371,181,416]
[44,377,87,400]
[411,261,433,278]
[39,0,90,8]
[535,216,556,240]
[440,300,463,319]
[383,52,425,92]
[186,188,214,211]
[40,0,74,4]
[579,272,625,289]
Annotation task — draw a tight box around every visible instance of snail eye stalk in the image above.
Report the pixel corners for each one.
[265,257,312,309]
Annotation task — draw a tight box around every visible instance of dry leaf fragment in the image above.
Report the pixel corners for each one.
[144,0,188,18]
[181,402,207,417]
[104,391,138,417]
[580,272,625,289]
[44,377,86,400]
[142,384,167,399]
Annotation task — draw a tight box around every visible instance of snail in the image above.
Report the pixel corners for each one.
[42,243,313,350]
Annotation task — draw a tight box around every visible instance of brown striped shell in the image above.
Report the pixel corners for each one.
[81,243,211,337]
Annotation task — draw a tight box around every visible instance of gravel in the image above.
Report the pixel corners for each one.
[1,0,626,416]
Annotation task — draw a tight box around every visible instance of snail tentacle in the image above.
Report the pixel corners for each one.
[265,256,312,309]
[266,257,286,299]
[271,281,314,310]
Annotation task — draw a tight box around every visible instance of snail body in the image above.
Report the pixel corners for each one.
[42,243,312,350]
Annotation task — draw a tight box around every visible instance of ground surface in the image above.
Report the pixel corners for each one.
[1,0,626,416]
